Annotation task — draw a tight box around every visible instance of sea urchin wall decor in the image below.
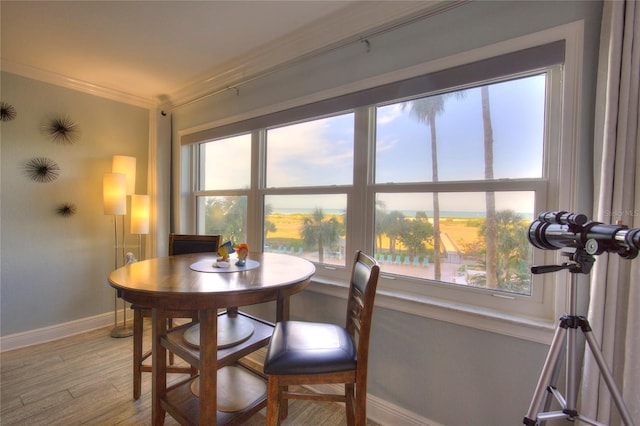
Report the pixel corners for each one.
[45,115,80,144]
[25,157,61,183]
[0,101,17,121]
[56,203,77,217]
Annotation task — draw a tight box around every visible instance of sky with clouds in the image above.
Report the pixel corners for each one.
[202,74,544,218]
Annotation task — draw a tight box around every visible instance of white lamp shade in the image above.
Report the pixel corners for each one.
[112,155,136,195]
[103,173,127,215]
[130,194,150,235]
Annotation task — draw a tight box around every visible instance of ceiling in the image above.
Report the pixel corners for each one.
[1,1,452,107]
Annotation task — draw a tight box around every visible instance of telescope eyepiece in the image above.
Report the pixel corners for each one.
[538,211,588,226]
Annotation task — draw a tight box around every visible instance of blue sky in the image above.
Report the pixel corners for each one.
[376,75,545,183]
[266,115,354,187]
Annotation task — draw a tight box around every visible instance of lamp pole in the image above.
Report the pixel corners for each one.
[104,170,133,338]
[110,214,133,338]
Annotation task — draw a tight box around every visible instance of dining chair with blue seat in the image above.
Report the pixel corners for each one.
[263,250,380,426]
[131,233,221,400]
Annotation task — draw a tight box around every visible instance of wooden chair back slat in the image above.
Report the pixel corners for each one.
[168,234,221,256]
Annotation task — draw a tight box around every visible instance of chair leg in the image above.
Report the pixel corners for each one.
[279,388,288,423]
[353,381,366,426]
[132,308,144,400]
[266,377,282,426]
[345,382,356,426]
[167,318,175,365]
[190,311,198,377]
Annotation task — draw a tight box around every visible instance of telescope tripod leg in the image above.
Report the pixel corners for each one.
[523,319,569,426]
[539,344,566,425]
[524,315,635,426]
[581,321,635,426]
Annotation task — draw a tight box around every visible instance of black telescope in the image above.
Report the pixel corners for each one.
[528,211,640,259]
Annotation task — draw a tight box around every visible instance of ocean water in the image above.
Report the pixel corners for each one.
[268,208,531,219]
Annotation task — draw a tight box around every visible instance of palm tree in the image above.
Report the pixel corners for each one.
[398,212,434,260]
[481,86,498,289]
[263,204,277,248]
[301,208,342,263]
[383,210,406,255]
[402,95,448,280]
[223,196,247,243]
[204,197,227,235]
[375,199,388,254]
[479,209,530,292]
[204,196,248,242]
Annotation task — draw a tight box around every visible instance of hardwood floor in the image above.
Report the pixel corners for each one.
[1,322,378,425]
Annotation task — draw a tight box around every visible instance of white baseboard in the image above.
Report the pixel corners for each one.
[368,392,444,426]
[0,310,122,352]
[305,384,441,426]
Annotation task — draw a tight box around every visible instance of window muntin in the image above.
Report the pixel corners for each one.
[266,113,354,188]
[374,191,535,295]
[264,194,347,266]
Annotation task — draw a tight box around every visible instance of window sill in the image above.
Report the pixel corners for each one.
[307,277,556,345]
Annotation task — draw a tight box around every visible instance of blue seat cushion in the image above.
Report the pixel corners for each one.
[264,321,356,375]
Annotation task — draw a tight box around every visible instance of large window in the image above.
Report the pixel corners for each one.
[181,38,575,325]
[373,76,544,297]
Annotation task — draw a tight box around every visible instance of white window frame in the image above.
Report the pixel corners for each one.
[177,22,585,344]
[364,67,558,316]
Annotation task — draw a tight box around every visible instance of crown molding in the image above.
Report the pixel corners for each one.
[1,1,463,110]
[1,60,157,109]
[165,1,463,110]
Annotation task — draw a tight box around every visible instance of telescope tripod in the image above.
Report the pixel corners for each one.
[523,249,635,426]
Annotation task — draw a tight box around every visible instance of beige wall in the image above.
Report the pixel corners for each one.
[1,72,150,336]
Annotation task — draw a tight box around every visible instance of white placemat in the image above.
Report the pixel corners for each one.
[189,259,260,273]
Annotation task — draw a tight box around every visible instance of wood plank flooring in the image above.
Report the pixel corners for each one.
[1,321,378,425]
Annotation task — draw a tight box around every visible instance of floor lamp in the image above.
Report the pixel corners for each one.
[104,172,133,337]
[110,155,137,338]
[130,194,150,261]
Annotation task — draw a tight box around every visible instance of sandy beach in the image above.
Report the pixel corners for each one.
[265,213,485,284]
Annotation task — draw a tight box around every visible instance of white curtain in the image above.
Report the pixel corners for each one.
[580,1,640,425]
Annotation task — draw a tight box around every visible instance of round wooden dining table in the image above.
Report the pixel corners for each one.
[108,251,315,425]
